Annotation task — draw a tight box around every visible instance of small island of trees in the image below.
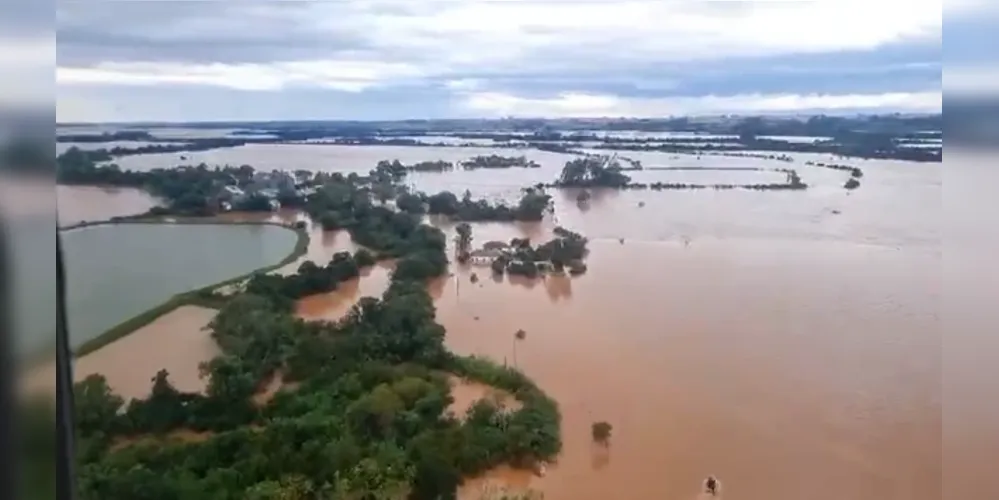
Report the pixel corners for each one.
[490,227,590,278]
[391,188,553,223]
[460,155,541,170]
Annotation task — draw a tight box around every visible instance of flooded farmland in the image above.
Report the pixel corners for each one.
[51,142,947,500]
[16,219,298,355]
[56,184,161,227]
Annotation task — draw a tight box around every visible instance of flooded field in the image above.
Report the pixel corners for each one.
[63,222,298,347]
[56,184,161,227]
[15,220,298,355]
[267,214,939,500]
[23,305,220,401]
[49,144,948,500]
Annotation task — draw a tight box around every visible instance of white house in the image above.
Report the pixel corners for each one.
[219,185,247,202]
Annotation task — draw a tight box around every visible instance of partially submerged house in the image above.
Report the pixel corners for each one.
[250,171,297,195]
[217,185,247,208]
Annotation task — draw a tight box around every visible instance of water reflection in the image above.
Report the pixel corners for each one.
[590,442,611,471]
[543,274,573,302]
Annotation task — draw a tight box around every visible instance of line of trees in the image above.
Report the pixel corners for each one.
[391,188,553,223]
[59,138,256,159]
[460,155,541,170]
[57,130,156,142]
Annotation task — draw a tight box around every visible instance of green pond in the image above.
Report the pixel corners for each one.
[13,221,298,355]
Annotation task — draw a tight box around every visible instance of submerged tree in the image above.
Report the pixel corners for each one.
[557,157,630,188]
[456,222,473,263]
[591,421,613,444]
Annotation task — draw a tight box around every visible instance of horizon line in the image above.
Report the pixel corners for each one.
[57,112,943,127]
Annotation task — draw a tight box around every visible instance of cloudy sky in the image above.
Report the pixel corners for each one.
[42,0,984,122]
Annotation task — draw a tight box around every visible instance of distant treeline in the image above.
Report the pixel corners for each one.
[54,115,941,163]
[54,137,265,162]
[56,130,156,142]
[162,114,938,140]
[294,133,940,163]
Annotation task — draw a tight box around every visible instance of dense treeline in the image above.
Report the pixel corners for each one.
[57,130,156,142]
[371,159,458,173]
[56,139,257,165]
[154,114,938,140]
[352,159,554,223]
[394,189,553,223]
[99,138,254,158]
[71,183,563,499]
[460,155,540,169]
[554,156,632,188]
[372,156,539,174]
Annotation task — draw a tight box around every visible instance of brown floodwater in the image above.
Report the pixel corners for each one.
[55,148,954,499]
[56,184,161,227]
[287,220,940,500]
[23,305,219,401]
[447,375,522,420]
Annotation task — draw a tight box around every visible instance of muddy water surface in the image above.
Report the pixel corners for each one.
[57,184,161,227]
[58,222,298,348]
[440,237,938,500]
[58,146,949,500]
[23,305,219,400]
[280,218,940,500]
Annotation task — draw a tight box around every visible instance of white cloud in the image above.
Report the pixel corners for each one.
[461,90,942,117]
[57,60,425,92]
[444,79,485,91]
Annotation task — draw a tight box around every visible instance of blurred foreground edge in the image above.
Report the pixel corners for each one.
[56,231,77,499]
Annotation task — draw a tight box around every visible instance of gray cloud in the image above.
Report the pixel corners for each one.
[55,0,947,121]
[1,0,53,35]
[57,1,375,65]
